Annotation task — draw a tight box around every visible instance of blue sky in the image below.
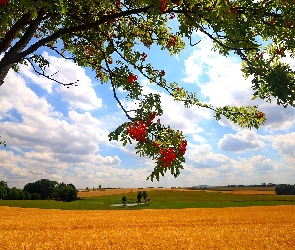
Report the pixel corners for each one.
[1,31,295,189]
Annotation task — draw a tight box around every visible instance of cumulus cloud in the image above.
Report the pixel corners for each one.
[182,32,295,132]
[267,132,295,156]
[218,130,265,152]
[183,33,254,107]
[19,52,102,111]
[186,143,230,169]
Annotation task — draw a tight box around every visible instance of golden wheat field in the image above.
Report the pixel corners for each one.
[0,206,295,250]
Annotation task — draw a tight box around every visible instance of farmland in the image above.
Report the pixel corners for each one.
[0,187,294,210]
[0,205,295,249]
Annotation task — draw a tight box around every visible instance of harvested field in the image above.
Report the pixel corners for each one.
[225,190,275,195]
[77,188,275,198]
[78,188,136,197]
[1,206,295,249]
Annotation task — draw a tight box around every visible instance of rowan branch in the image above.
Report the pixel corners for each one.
[0,13,32,53]
[4,6,152,66]
[25,56,79,87]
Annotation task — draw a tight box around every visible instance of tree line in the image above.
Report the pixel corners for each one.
[275,184,295,195]
[0,179,78,202]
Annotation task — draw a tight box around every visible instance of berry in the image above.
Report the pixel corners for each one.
[257,112,264,119]
[0,0,8,5]
[160,148,177,167]
[141,53,147,60]
[160,0,168,14]
[127,120,147,142]
[168,36,176,48]
[169,13,175,19]
[179,140,187,155]
[128,74,138,83]
[147,112,157,126]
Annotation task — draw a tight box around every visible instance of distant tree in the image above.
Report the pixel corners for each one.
[23,191,31,200]
[31,192,41,200]
[275,184,295,195]
[54,184,78,202]
[5,187,24,200]
[99,185,101,189]
[24,179,58,199]
[142,191,148,202]
[137,191,143,204]
[0,186,7,199]
[122,195,127,206]
[0,181,8,199]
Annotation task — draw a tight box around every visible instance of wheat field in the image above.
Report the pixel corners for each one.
[0,205,294,249]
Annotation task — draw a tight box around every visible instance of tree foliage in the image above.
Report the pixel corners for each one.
[142,190,148,201]
[137,191,143,203]
[275,184,295,195]
[1,0,295,180]
[0,181,8,199]
[22,179,77,201]
[122,195,127,205]
[24,179,58,199]
[53,183,78,202]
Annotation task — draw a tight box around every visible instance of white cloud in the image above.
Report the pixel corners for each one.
[268,132,295,156]
[186,143,230,169]
[19,52,102,111]
[218,130,265,152]
[182,33,295,132]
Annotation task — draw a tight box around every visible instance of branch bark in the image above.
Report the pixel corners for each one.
[0,13,32,54]
[0,9,45,86]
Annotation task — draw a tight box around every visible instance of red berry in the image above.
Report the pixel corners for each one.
[160,70,165,76]
[179,140,187,155]
[169,13,175,19]
[141,53,147,60]
[147,112,157,126]
[0,0,8,5]
[128,74,138,83]
[257,112,264,119]
[127,120,147,142]
[159,148,177,167]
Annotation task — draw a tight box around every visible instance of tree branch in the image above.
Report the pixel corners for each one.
[3,6,153,66]
[0,13,32,53]
[25,56,79,87]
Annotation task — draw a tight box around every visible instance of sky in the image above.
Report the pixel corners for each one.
[1,31,295,189]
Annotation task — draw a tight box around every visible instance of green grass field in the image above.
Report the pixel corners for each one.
[0,189,294,210]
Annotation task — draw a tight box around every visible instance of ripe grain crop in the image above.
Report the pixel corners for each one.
[0,205,294,249]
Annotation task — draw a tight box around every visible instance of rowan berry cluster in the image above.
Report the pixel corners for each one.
[0,0,8,5]
[159,148,177,167]
[257,112,264,119]
[128,74,138,83]
[158,140,187,167]
[160,0,168,13]
[168,36,176,48]
[127,112,157,142]
[127,120,147,142]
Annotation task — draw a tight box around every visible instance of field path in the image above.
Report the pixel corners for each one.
[0,205,294,249]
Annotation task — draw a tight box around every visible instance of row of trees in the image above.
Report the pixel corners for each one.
[275,184,295,195]
[121,191,149,205]
[0,179,78,202]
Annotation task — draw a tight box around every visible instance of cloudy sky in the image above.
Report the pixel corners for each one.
[1,31,295,189]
